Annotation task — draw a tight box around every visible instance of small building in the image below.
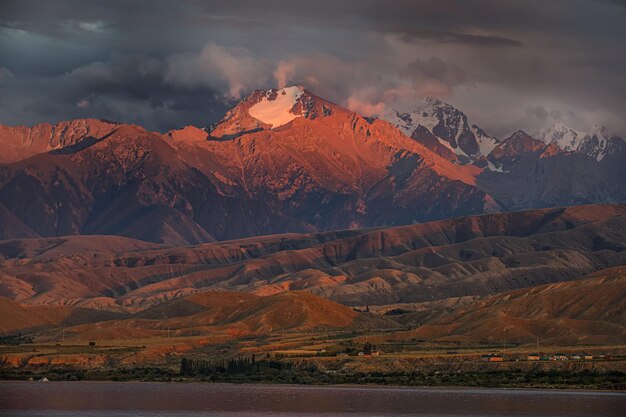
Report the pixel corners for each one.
[481,354,503,362]
[527,353,541,361]
[570,354,581,360]
[583,353,593,360]
[554,353,568,361]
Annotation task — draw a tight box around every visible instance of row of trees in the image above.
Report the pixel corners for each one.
[180,355,293,375]
[0,333,33,345]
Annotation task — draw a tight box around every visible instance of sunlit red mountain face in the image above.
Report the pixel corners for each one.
[0,86,623,245]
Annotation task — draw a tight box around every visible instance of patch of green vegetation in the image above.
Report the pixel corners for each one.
[0,334,33,346]
[2,364,624,390]
[174,356,626,390]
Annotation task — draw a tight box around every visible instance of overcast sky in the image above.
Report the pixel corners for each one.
[0,0,624,138]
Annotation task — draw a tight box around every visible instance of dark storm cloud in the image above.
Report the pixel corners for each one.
[0,51,229,131]
[396,31,522,47]
[0,0,624,136]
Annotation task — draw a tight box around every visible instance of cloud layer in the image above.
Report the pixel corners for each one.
[0,0,624,137]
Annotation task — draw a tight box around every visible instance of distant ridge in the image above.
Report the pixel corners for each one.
[0,204,623,311]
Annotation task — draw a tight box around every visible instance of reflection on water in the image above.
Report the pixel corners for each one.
[0,381,624,416]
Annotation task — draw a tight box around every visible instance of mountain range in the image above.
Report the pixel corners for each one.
[392,96,624,164]
[1,84,624,352]
[0,204,624,346]
[0,203,623,309]
[0,85,623,245]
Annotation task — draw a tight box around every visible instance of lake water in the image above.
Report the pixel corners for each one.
[0,381,624,416]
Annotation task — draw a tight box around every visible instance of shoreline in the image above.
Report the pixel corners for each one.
[1,370,625,392]
[1,379,625,395]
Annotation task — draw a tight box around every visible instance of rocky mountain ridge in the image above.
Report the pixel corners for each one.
[0,86,623,244]
[389,96,625,168]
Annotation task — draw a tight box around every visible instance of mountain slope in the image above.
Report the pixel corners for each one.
[479,150,626,211]
[0,297,123,334]
[21,290,387,341]
[0,124,221,244]
[137,290,364,333]
[1,204,623,311]
[385,267,626,345]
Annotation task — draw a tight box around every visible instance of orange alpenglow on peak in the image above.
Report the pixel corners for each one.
[206,85,336,140]
[248,86,304,128]
[0,85,623,246]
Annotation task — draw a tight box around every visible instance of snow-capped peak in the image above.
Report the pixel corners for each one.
[539,122,621,161]
[539,122,584,151]
[393,96,459,137]
[248,86,304,128]
[389,96,498,160]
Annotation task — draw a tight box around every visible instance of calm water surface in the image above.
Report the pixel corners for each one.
[0,381,624,416]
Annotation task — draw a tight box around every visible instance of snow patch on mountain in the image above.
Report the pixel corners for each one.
[487,161,505,173]
[472,125,499,156]
[248,86,304,128]
[437,135,465,156]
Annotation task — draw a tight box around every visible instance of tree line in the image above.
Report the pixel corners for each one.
[180,355,293,375]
